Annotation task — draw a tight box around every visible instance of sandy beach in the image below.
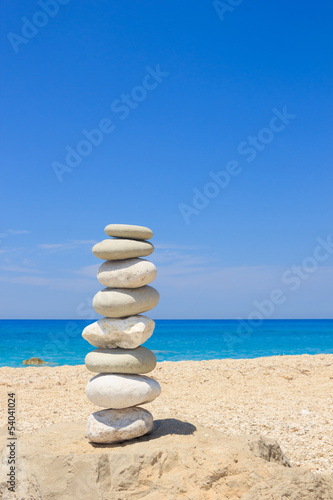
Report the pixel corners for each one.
[1,354,332,475]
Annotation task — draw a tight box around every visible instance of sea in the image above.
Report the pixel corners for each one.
[0,319,332,368]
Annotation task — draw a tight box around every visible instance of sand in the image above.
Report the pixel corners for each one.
[0,354,332,475]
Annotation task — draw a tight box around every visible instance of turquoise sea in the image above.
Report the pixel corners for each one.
[0,319,333,368]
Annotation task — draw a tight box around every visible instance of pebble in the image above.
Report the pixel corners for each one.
[86,373,161,408]
[85,347,157,374]
[86,407,153,443]
[92,239,154,261]
[92,286,159,318]
[97,258,157,288]
[82,315,155,349]
[104,224,153,241]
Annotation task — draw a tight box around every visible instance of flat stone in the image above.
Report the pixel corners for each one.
[104,224,153,240]
[93,286,159,318]
[85,347,157,374]
[97,258,157,288]
[86,373,161,408]
[86,407,153,444]
[82,315,155,349]
[92,239,154,261]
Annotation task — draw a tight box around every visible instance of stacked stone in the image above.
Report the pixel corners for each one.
[82,224,161,444]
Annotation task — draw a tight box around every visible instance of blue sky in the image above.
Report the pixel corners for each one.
[1,0,332,319]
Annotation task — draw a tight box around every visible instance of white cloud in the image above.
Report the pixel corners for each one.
[0,246,25,257]
[7,229,31,235]
[152,243,213,275]
[154,242,202,250]
[154,249,209,266]
[22,258,37,267]
[75,264,100,277]
[0,275,50,286]
[0,274,97,291]
[0,265,44,274]
[39,240,96,251]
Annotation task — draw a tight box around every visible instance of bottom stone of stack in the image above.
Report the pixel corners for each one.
[86,407,153,444]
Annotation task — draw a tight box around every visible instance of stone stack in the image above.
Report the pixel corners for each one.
[82,224,161,444]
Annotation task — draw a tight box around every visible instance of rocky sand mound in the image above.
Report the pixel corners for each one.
[1,418,333,500]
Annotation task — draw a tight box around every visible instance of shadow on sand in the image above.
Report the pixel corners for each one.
[90,418,197,449]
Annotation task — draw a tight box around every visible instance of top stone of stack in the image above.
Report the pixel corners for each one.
[104,224,153,241]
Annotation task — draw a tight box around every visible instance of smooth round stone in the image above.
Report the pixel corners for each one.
[92,239,154,261]
[104,224,153,241]
[86,373,161,409]
[86,407,153,444]
[93,286,159,318]
[82,315,155,349]
[85,347,157,374]
[97,258,157,288]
